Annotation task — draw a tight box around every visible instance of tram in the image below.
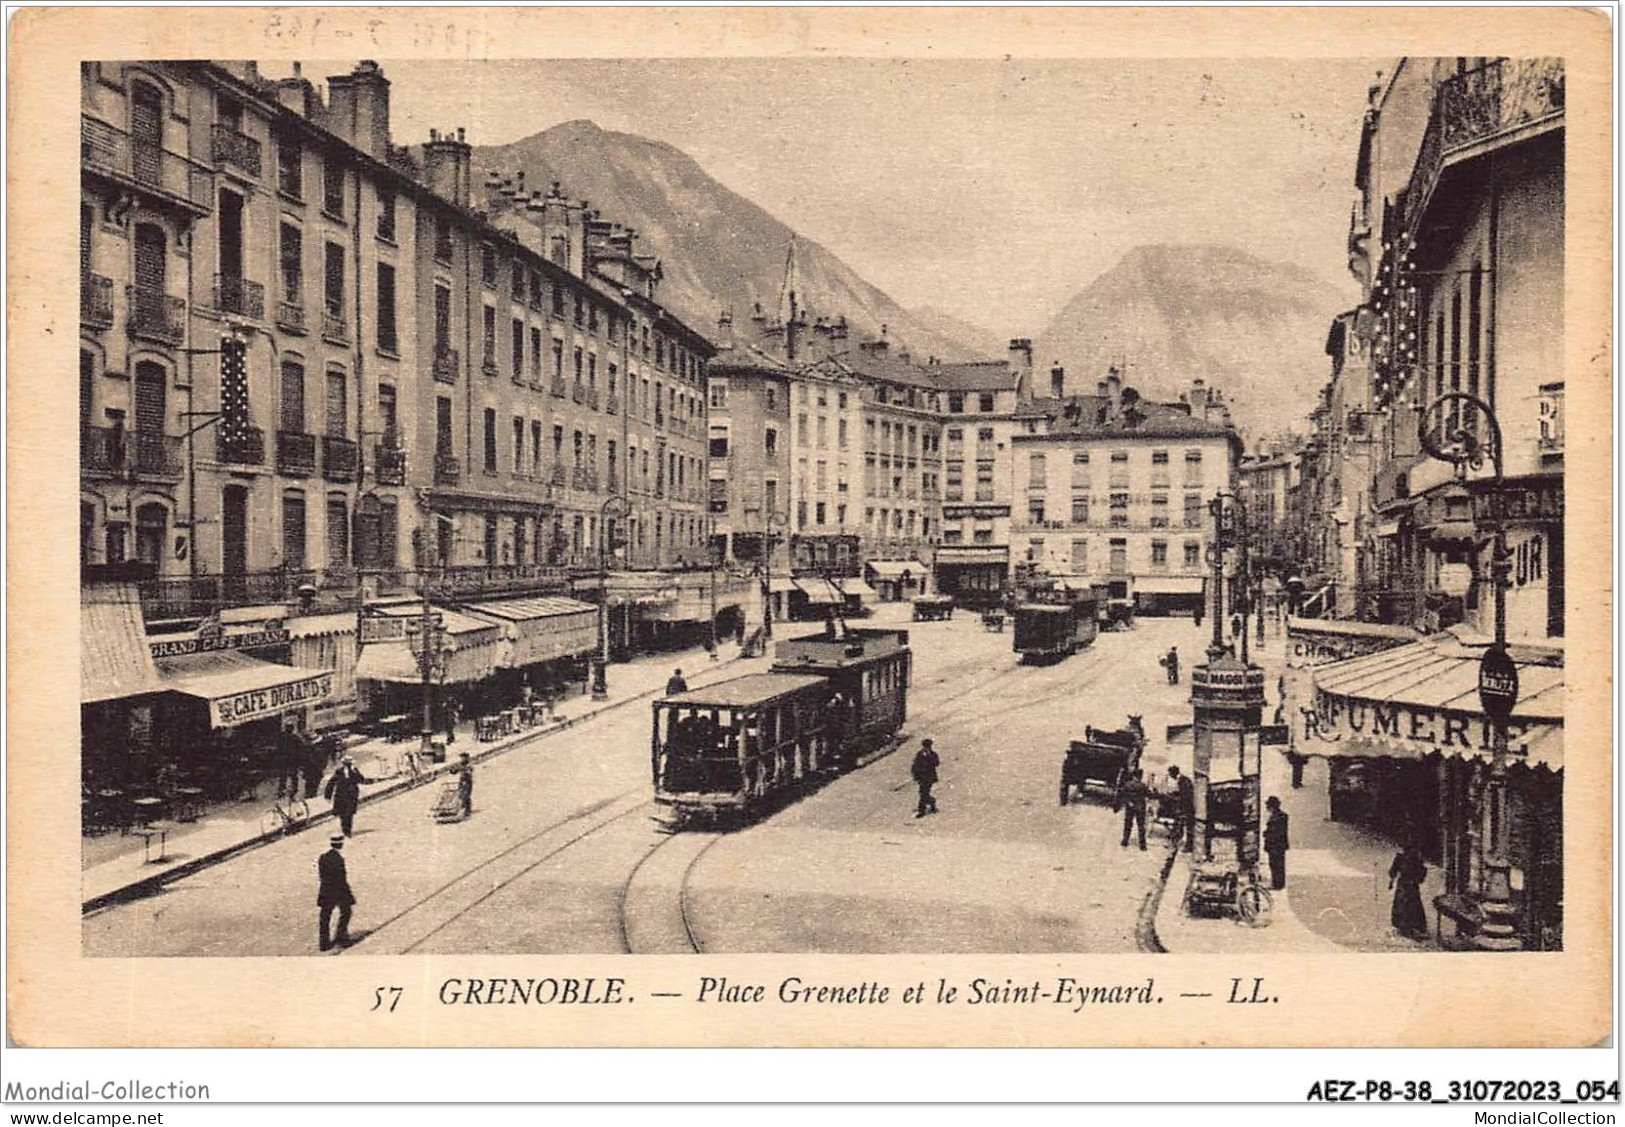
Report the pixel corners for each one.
[1012,587,1101,663]
[652,624,912,816]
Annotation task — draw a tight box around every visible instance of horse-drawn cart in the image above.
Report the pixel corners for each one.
[1059,716,1145,805]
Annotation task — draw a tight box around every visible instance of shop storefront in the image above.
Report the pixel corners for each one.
[286,612,359,731]
[790,576,844,621]
[353,603,503,721]
[865,559,929,603]
[1294,629,1564,949]
[462,595,598,704]
[931,546,1009,609]
[1132,575,1206,617]
[80,582,167,801]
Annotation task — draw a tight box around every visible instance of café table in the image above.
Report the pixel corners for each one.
[173,787,205,823]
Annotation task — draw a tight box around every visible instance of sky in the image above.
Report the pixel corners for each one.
[272,57,1381,337]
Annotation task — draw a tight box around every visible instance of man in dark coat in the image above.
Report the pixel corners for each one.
[454,752,475,818]
[1118,768,1150,850]
[276,722,303,799]
[317,834,355,950]
[911,739,940,818]
[666,668,689,695]
[1163,646,1180,685]
[323,756,370,837]
[1264,796,1290,890]
[442,696,461,746]
[1166,765,1195,852]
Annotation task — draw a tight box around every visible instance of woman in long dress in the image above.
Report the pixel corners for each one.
[1389,844,1430,940]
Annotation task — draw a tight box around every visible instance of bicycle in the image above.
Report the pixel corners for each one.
[260,794,311,837]
[1235,868,1274,925]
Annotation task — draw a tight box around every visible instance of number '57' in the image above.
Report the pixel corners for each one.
[371,986,403,1013]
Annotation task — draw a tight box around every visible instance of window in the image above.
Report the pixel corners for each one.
[1109,538,1128,574]
[574,295,584,329]
[512,261,525,300]
[1151,493,1169,528]
[1184,540,1201,568]
[1151,540,1168,569]
[483,409,498,473]
[948,393,964,414]
[1184,493,1204,529]
[764,427,778,458]
[378,384,398,444]
[1071,496,1090,524]
[481,245,497,287]
[1184,449,1203,486]
[530,328,543,381]
[1151,448,1170,486]
[326,495,348,571]
[435,396,454,453]
[323,242,344,318]
[1027,497,1046,524]
[975,462,994,503]
[279,223,302,303]
[276,133,304,199]
[513,416,525,473]
[325,367,346,437]
[944,463,964,502]
[1070,538,1088,569]
[1109,492,1129,527]
[587,353,597,390]
[433,284,451,354]
[483,306,497,368]
[574,347,584,385]
[709,380,729,409]
[434,217,453,263]
[552,284,565,318]
[815,502,826,525]
[322,157,344,218]
[376,190,396,242]
[837,418,848,450]
[280,359,306,433]
[552,339,564,383]
[531,420,543,477]
[816,460,827,491]
[1109,449,1130,489]
[797,413,808,445]
[512,317,524,379]
[979,392,995,413]
[588,304,598,334]
[1151,449,1169,464]
[376,262,397,353]
[1029,452,1047,489]
[282,491,307,570]
[765,386,778,411]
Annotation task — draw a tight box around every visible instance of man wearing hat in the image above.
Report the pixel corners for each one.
[317,834,355,951]
[323,755,370,837]
[910,739,940,818]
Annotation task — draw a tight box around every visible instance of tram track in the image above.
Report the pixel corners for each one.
[617,827,725,954]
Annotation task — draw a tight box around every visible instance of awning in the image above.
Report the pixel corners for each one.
[933,547,1009,566]
[1374,519,1402,538]
[867,559,926,579]
[155,652,335,729]
[840,578,878,599]
[1134,575,1206,596]
[287,612,357,639]
[768,576,799,594]
[794,577,844,605]
[1297,632,1563,770]
[357,604,502,685]
[462,596,599,666]
[81,582,164,704]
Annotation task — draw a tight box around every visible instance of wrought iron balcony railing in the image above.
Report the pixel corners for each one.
[139,569,325,623]
[571,381,585,404]
[82,425,124,473]
[605,393,620,415]
[275,299,306,334]
[322,310,349,344]
[551,376,567,398]
[213,274,265,320]
[126,285,185,345]
[211,124,262,178]
[550,464,567,487]
[276,430,317,476]
[571,467,599,492]
[81,115,213,213]
[217,425,265,466]
[81,272,114,328]
[130,432,183,479]
[435,450,461,484]
[373,442,407,486]
[322,435,359,482]
[433,347,459,383]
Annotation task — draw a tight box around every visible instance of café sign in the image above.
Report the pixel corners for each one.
[359,616,418,644]
[150,623,290,658]
[210,672,334,728]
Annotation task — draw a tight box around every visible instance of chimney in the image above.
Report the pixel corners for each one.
[275,61,319,118]
[327,60,391,160]
[422,124,473,208]
[715,310,735,349]
[1187,377,1209,419]
[1049,363,1065,399]
[1007,338,1034,399]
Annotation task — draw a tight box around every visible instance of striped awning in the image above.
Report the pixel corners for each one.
[1297,632,1563,771]
[866,559,926,579]
[840,578,878,599]
[356,604,502,685]
[462,596,599,666]
[81,583,163,704]
[794,577,844,605]
[1134,576,1205,596]
[156,652,334,729]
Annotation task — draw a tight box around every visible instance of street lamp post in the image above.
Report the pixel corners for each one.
[593,494,632,700]
[761,510,789,642]
[1418,392,1521,951]
[405,520,451,762]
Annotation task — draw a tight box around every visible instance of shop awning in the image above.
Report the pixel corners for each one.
[81,583,164,704]
[867,559,926,579]
[1134,575,1205,596]
[794,577,844,605]
[155,652,335,729]
[1297,632,1563,771]
[462,596,599,666]
[357,604,502,685]
[933,547,1009,565]
[1374,519,1402,538]
[287,612,357,639]
[768,576,799,594]
[839,578,878,599]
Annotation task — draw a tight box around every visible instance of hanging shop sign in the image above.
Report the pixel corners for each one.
[150,622,290,658]
[1473,477,1563,525]
[941,504,1011,520]
[1477,646,1520,722]
[1309,686,1536,757]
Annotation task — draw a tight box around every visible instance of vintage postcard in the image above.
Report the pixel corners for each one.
[5,5,1613,1050]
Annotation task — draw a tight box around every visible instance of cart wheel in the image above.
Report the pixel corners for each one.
[260,810,284,838]
[289,798,310,826]
[1237,884,1272,923]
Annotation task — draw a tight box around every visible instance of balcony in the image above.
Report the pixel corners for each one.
[322,435,359,482]
[82,425,124,473]
[138,569,325,623]
[276,430,317,476]
[211,124,262,178]
[126,285,185,345]
[1407,58,1565,236]
[571,381,585,405]
[439,563,569,598]
[213,274,265,320]
[587,388,600,412]
[81,115,213,214]
[435,450,461,485]
[433,347,460,384]
[276,299,307,334]
[373,442,407,486]
[549,464,567,487]
[81,273,114,329]
[606,393,620,415]
[571,467,599,492]
[217,425,265,466]
[550,376,567,398]
[130,431,183,479]
[482,353,500,377]
[322,310,349,345]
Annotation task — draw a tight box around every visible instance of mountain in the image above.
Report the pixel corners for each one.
[469,121,993,362]
[905,305,1005,362]
[1033,245,1352,440]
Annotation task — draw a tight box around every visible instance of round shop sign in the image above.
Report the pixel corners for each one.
[1477,645,1519,722]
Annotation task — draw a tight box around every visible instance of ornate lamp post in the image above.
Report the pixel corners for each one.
[1418,391,1521,951]
[405,512,454,761]
[761,509,789,641]
[592,494,632,700]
